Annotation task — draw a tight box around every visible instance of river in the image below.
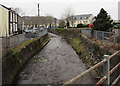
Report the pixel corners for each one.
[15,33,95,84]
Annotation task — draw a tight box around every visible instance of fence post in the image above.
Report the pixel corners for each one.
[102,31,104,40]
[103,55,110,86]
[96,30,97,39]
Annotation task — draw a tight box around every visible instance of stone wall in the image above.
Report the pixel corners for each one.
[2,34,49,84]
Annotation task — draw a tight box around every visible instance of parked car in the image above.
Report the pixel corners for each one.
[24,29,38,38]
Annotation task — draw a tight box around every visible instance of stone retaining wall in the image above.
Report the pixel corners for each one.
[2,34,49,84]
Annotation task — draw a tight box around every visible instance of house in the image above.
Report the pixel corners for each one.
[0,4,23,37]
[22,16,57,29]
[66,14,94,27]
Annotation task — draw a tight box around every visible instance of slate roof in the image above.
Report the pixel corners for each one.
[67,14,92,21]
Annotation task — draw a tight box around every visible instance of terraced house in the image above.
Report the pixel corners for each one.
[67,14,94,27]
[0,4,24,57]
[0,4,23,37]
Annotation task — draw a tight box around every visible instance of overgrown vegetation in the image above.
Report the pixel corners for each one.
[70,37,94,67]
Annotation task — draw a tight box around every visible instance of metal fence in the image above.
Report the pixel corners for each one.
[81,29,120,43]
[1,29,48,56]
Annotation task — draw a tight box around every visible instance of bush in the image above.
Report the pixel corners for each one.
[77,24,88,28]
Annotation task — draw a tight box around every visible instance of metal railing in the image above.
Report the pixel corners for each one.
[63,50,120,86]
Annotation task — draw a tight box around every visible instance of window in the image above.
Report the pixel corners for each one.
[13,13,16,22]
[79,17,82,19]
[15,24,17,31]
[10,23,13,34]
[10,12,12,22]
[13,23,16,32]
[16,14,17,22]
[85,17,88,19]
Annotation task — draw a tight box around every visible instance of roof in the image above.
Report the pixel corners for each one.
[22,16,57,25]
[0,4,11,10]
[67,14,93,21]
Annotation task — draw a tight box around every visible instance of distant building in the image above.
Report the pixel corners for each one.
[0,4,23,37]
[66,14,94,27]
[22,16,57,29]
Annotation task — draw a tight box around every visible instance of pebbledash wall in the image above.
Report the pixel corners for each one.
[0,37,2,86]
[2,34,49,84]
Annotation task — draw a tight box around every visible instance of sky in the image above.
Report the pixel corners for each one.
[0,0,119,20]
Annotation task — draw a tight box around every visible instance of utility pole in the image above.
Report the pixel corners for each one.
[38,3,40,17]
[38,3,40,27]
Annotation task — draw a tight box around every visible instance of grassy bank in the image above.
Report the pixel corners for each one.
[70,37,94,67]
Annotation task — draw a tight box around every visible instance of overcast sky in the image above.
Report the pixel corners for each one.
[0,0,119,20]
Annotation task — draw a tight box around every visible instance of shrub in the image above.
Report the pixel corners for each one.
[55,28,64,31]
[77,24,89,28]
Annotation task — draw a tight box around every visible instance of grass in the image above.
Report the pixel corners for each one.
[11,38,37,55]
[70,38,86,54]
[56,28,64,31]
[70,37,94,67]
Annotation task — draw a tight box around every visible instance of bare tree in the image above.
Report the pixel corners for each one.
[11,7,26,16]
[64,7,74,19]
[61,7,74,28]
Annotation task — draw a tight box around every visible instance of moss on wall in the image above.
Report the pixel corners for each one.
[2,34,50,84]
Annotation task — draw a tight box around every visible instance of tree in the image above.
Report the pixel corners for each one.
[66,21,70,27]
[11,7,25,16]
[61,7,74,28]
[63,7,74,19]
[92,8,113,31]
[59,20,65,28]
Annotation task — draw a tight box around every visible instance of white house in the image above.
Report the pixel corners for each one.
[67,14,94,27]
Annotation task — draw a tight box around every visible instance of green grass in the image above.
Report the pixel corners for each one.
[11,38,37,55]
[70,37,94,67]
[56,28,64,31]
[70,38,86,54]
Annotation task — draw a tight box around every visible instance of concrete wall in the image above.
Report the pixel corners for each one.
[2,34,49,84]
[0,5,9,37]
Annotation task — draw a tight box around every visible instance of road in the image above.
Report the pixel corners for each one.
[15,33,95,84]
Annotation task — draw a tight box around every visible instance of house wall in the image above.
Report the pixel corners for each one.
[0,6,9,37]
[69,16,94,27]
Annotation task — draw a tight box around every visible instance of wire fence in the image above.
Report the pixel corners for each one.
[1,29,48,56]
[80,29,120,50]
[81,29,120,43]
